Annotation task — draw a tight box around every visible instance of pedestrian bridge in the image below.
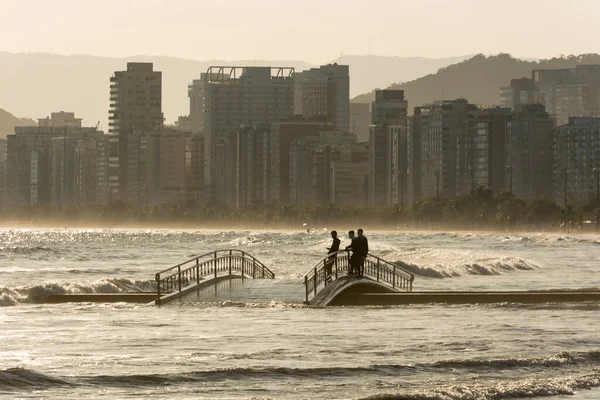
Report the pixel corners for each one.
[154,249,275,305]
[154,249,414,306]
[302,250,414,306]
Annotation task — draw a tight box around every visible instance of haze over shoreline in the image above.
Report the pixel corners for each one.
[0,220,594,236]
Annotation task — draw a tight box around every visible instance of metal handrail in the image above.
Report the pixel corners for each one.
[155,249,274,303]
[302,250,414,304]
[155,249,259,275]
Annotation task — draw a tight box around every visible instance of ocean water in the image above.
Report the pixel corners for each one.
[1,228,600,399]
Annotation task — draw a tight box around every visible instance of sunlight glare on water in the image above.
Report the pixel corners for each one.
[1,228,599,399]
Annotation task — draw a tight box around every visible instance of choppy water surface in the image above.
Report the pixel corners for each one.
[1,228,600,399]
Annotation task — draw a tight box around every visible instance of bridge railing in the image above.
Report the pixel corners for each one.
[155,249,274,302]
[303,251,414,303]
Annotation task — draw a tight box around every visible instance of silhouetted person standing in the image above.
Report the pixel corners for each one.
[355,229,369,277]
[325,230,340,280]
[345,230,358,275]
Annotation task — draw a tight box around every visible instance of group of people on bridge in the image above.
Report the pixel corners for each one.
[325,229,369,280]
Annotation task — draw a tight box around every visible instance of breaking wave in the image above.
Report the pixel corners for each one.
[356,372,600,399]
[3,351,600,393]
[0,278,156,306]
[497,233,600,245]
[0,368,72,390]
[378,248,539,278]
[0,245,59,255]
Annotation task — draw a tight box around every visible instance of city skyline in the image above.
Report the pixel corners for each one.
[1,0,596,62]
[2,59,600,214]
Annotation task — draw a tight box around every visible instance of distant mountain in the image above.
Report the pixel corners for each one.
[329,54,473,97]
[0,52,316,132]
[351,53,600,110]
[0,108,36,138]
[0,52,477,130]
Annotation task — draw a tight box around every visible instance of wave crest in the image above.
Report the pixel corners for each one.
[3,351,600,393]
[357,371,600,400]
[0,278,156,306]
[378,248,539,278]
[0,367,70,390]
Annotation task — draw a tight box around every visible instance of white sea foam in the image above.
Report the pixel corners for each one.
[377,248,539,278]
[357,371,600,399]
[0,278,156,306]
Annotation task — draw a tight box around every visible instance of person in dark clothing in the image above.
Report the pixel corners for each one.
[345,230,358,275]
[354,228,369,277]
[325,230,340,280]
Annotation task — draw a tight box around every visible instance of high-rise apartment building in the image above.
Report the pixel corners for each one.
[35,113,108,208]
[554,117,600,205]
[158,129,191,205]
[500,78,536,111]
[295,64,350,133]
[235,125,272,209]
[369,90,408,206]
[533,66,599,125]
[38,111,83,128]
[174,116,192,133]
[201,66,295,206]
[414,99,479,200]
[74,133,108,206]
[125,129,191,209]
[310,131,357,206]
[406,116,421,204]
[466,108,512,194]
[47,130,108,208]
[289,136,323,205]
[50,136,77,206]
[0,139,6,211]
[269,120,332,204]
[502,65,600,126]
[109,62,163,203]
[288,132,362,206]
[189,134,204,205]
[6,127,66,208]
[407,115,421,203]
[350,103,370,142]
[330,142,369,206]
[505,104,555,200]
[188,74,208,135]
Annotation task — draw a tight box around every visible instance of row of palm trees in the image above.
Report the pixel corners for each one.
[3,187,599,230]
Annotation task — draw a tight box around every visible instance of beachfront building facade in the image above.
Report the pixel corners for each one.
[109,62,163,203]
[201,66,295,206]
[554,117,600,205]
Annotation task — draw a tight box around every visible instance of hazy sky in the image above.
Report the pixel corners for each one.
[1,0,597,62]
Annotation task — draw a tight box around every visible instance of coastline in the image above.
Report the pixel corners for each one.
[0,219,597,235]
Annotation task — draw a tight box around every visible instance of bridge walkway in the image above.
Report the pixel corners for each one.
[178,278,305,304]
